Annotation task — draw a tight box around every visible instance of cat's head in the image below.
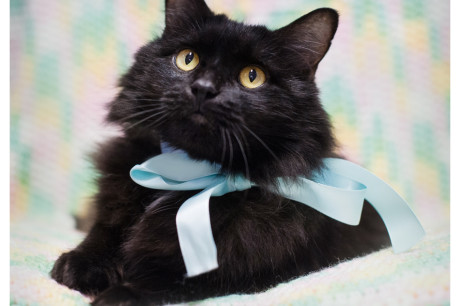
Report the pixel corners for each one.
[107,0,338,185]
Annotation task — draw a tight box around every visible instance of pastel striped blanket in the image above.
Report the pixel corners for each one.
[10,212,449,305]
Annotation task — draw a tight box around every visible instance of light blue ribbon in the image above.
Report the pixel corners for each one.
[130,149,425,277]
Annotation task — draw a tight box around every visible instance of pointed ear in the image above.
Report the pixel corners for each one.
[164,0,213,31]
[274,8,339,71]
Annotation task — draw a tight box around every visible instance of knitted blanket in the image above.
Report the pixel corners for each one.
[10,213,449,305]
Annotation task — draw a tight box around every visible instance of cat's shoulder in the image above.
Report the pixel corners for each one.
[92,134,161,175]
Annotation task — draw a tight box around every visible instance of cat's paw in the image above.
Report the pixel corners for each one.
[92,285,144,306]
[50,250,120,296]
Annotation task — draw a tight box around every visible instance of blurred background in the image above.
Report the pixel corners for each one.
[10,0,449,305]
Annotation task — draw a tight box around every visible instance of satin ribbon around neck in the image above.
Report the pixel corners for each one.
[130,147,425,277]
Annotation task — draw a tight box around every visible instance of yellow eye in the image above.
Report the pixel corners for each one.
[176,49,199,71]
[239,66,266,89]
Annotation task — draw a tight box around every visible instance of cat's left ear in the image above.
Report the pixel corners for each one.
[274,8,339,72]
[164,0,213,31]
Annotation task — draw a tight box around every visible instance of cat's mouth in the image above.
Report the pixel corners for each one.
[190,111,209,126]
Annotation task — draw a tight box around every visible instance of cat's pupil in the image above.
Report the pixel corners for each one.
[185,52,194,65]
[248,69,257,82]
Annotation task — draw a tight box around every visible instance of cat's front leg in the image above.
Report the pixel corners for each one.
[51,135,160,295]
[51,223,124,296]
[91,195,190,304]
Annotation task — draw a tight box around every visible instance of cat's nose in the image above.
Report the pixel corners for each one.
[191,78,218,102]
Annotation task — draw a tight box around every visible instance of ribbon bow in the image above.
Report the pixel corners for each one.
[130,148,425,277]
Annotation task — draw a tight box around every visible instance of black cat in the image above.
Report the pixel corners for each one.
[51,0,390,304]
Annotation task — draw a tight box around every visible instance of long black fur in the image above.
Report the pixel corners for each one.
[51,1,390,304]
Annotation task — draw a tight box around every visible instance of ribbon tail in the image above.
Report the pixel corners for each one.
[325,158,425,253]
[175,180,227,277]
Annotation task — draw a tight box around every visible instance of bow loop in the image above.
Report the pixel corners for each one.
[137,151,220,182]
[130,152,223,191]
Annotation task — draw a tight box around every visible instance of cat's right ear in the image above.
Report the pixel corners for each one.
[274,8,339,73]
[164,0,213,31]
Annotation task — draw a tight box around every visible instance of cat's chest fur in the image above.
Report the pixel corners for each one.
[96,134,387,281]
